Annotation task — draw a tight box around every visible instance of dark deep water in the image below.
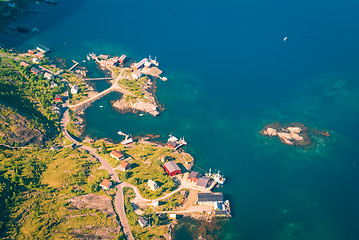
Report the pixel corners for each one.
[2,0,359,239]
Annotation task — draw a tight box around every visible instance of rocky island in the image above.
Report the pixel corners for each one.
[260,122,330,147]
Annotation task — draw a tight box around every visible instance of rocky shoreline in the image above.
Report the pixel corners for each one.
[260,122,330,147]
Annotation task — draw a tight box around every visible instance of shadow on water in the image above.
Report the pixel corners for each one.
[0,0,84,48]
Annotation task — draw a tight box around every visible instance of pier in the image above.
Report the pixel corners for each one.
[83,77,113,81]
[68,60,79,72]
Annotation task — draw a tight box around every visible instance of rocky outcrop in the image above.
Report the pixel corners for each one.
[0,105,45,146]
[113,98,159,116]
[260,122,330,147]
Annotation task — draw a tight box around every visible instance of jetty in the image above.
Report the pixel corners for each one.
[83,77,113,81]
[68,60,79,71]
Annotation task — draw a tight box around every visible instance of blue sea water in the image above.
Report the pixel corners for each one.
[2,0,359,239]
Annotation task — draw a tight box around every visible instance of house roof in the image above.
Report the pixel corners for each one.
[138,216,147,226]
[197,192,223,202]
[110,150,124,159]
[55,94,62,99]
[215,210,227,216]
[100,179,111,188]
[163,161,181,173]
[148,179,157,187]
[167,140,178,147]
[120,161,129,169]
[196,176,211,188]
[31,67,41,74]
[188,171,202,179]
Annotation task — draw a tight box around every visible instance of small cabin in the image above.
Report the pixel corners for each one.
[55,94,62,103]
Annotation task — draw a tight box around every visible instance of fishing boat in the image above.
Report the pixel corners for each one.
[283,36,288,41]
[206,169,226,184]
[149,55,159,66]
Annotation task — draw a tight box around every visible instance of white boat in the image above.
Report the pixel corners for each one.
[87,55,91,60]
[99,105,103,108]
[283,36,288,41]
[149,55,159,66]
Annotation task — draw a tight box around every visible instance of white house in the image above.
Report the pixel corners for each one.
[32,58,40,64]
[71,85,79,94]
[138,216,148,228]
[44,72,54,80]
[147,179,159,191]
[131,70,142,79]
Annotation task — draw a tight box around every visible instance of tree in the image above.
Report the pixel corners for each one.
[152,212,159,225]
[100,141,107,154]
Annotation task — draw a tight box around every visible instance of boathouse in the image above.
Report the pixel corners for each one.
[119,55,126,63]
[167,140,178,149]
[197,192,223,205]
[196,176,211,189]
[132,58,148,71]
[110,150,124,161]
[163,161,181,176]
[188,171,202,183]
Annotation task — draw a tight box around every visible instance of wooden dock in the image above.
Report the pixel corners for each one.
[83,77,113,81]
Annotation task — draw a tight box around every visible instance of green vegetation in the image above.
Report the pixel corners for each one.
[117,143,178,199]
[0,147,121,239]
[119,76,148,99]
[123,187,168,240]
[0,53,63,145]
[65,109,82,138]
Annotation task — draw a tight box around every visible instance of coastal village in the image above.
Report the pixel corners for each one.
[0,45,231,239]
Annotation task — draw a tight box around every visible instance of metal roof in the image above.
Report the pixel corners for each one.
[196,176,211,188]
[163,161,180,173]
[188,171,202,179]
[197,192,223,202]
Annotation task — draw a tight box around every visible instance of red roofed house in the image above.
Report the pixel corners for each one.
[100,179,112,190]
[119,161,131,172]
[163,161,181,176]
[110,150,124,161]
[55,94,62,103]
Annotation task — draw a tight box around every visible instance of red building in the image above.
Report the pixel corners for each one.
[163,161,181,176]
[55,94,62,103]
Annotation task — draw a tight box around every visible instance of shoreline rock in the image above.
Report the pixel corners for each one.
[260,122,330,147]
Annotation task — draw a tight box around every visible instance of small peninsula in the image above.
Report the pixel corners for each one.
[260,122,330,147]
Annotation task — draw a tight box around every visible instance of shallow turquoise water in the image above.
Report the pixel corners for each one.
[2,0,359,239]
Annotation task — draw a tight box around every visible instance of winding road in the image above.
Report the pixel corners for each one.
[60,90,135,240]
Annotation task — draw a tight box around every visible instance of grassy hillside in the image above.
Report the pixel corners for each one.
[0,147,123,239]
[0,50,63,145]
